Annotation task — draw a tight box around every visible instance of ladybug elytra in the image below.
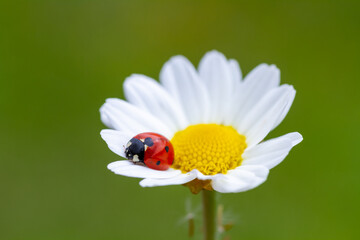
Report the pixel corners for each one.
[125,132,174,170]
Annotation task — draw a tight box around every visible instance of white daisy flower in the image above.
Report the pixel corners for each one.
[100,50,302,194]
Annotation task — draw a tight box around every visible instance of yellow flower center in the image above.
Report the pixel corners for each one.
[171,124,247,176]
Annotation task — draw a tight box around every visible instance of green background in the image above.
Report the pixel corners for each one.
[1,0,359,239]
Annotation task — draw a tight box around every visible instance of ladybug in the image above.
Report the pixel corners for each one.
[124,132,174,171]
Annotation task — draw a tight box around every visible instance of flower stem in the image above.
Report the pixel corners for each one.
[202,190,216,240]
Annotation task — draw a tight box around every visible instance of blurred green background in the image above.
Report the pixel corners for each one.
[1,0,359,239]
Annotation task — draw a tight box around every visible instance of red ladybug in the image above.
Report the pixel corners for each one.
[124,132,174,170]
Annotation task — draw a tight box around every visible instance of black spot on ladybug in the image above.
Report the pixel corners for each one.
[144,137,154,147]
[165,146,169,152]
[156,161,161,166]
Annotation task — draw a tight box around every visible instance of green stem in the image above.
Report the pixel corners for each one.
[202,190,216,240]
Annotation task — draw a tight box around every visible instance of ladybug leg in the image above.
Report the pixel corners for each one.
[133,161,146,166]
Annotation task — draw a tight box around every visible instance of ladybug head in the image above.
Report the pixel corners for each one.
[125,138,145,163]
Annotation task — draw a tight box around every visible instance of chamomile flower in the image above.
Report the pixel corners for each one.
[101,50,302,193]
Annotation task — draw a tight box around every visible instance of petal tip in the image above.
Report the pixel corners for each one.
[289,132,303,146]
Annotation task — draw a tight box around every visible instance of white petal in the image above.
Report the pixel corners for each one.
[100,129,131,158]
[124,74,188,133]
[242,132,303,169]
[271,88,296,131]
[192,169,218,180]
[99,98,173,138]
[211,165,269,193]
[286,132,303,146]
[107,160,133,168]
[198,51,237,123]
[160,55,210,124]
[139,171,196,187]
[228,64,280,125]
[228,59,242,83]
[237,85,296,147]
[108,161,182,179]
